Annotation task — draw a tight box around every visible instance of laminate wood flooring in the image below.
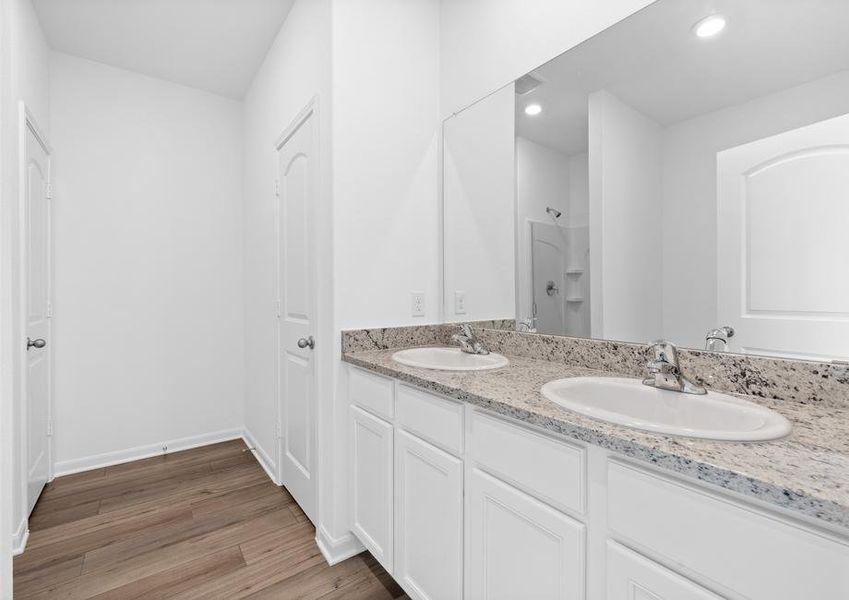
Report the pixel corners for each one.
[14,439,406,599]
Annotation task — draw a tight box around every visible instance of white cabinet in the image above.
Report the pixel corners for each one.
[607,460,849,600]
[607,542,722,600]
[394,429,464,600]
[468,410,585,516]
[346,366,849,600]
[467,468,585,600]
[349,367,394,420]
[396,384,464,455]
[349,405,394,572]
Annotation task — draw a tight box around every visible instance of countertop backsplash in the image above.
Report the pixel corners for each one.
[343,323,849,410]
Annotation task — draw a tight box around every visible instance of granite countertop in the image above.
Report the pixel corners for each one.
[343,346,849,532]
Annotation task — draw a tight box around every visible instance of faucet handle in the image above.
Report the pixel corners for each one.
[647,339,678,361]
[648,339,673,350]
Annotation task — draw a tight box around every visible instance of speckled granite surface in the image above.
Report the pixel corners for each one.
[342,327,849,532]
[474,328,849,410]
[344,324,849,410]
[341,320,515,354]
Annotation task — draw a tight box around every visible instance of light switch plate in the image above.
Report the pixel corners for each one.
[411,291,425,317]
[454,291,467,314]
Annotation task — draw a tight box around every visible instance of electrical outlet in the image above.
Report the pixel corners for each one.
[454,291,467,314]
[411,291,425,317]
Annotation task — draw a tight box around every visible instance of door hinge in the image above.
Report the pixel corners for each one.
[275,421,282,440]
[274,179,280,197]
[45,182,53,199]
[46,300,53,318]
[47,419,54,436]
[276,300,281,318]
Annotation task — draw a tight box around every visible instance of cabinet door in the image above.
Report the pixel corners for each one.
[607,542,721,600]
[468,468,584,600]
[350,405,393,572]
[395,430,463,600]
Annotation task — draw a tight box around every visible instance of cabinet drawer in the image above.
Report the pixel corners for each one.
[607,460,849,600]
[607,542,721,600]
[469,410,585,515]
[349,367,394,420]
[396,384,463,456]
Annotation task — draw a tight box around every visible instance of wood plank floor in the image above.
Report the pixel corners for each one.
[14,439,406,599]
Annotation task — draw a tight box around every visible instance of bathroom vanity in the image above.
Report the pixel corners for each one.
[342,327,849,600]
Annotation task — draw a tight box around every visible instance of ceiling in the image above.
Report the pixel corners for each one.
[33,0,295,98]
[516,0,849,155]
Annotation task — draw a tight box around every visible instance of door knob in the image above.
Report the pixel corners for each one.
[27,337,46,350]
[297,336,315,350]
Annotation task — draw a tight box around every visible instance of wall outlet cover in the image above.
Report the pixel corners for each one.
[411,291,425,317]
[454,291,467,314]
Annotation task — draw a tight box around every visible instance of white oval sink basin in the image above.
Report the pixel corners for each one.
[541,377,792,441]
[392,347,509,371]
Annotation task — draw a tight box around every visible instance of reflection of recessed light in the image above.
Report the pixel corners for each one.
[693,15,726,38]
[525,104,542,116]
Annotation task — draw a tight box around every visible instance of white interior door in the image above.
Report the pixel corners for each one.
[717,113,849,360]
[276,103,318,524]
[22,107,52,516]
[531,222,568,335]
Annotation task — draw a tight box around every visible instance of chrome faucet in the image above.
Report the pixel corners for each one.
[452,324,490,355]
[643,340,706,395]
[705,326,734,352]
[517,317,537,333]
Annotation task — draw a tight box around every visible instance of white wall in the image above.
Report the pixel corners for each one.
[333,0,441,330]
[443,85,515,323]
[567,153,589,228]
[49,53,244,473]
[325,0,441,558]
[0,0,50,565]
[661,69,849,349]
[241,0,334,546]
[516,138,592,337]
[439,0,653,117]
[516,136,569,324]
[0,2,12,576]
[242,0,440,559]
[589,90,662,343]
[567,153,591,337]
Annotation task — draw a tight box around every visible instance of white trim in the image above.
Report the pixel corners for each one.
[11,518,29,556]
[437,118,445,323]
[315,526,364,566]
[53,429,243,477]
[274,98,317,150]
[242,427,279,485]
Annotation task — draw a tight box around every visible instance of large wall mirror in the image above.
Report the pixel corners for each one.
[442,0,849,361]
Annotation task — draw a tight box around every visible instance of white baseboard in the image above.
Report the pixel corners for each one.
[242,427,279,485]
[316,526,364,566]
[53,428,244,477]
[12,518,29,556]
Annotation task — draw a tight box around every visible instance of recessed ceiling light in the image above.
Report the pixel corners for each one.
[693,15,726,38]
[525,104,542,116]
